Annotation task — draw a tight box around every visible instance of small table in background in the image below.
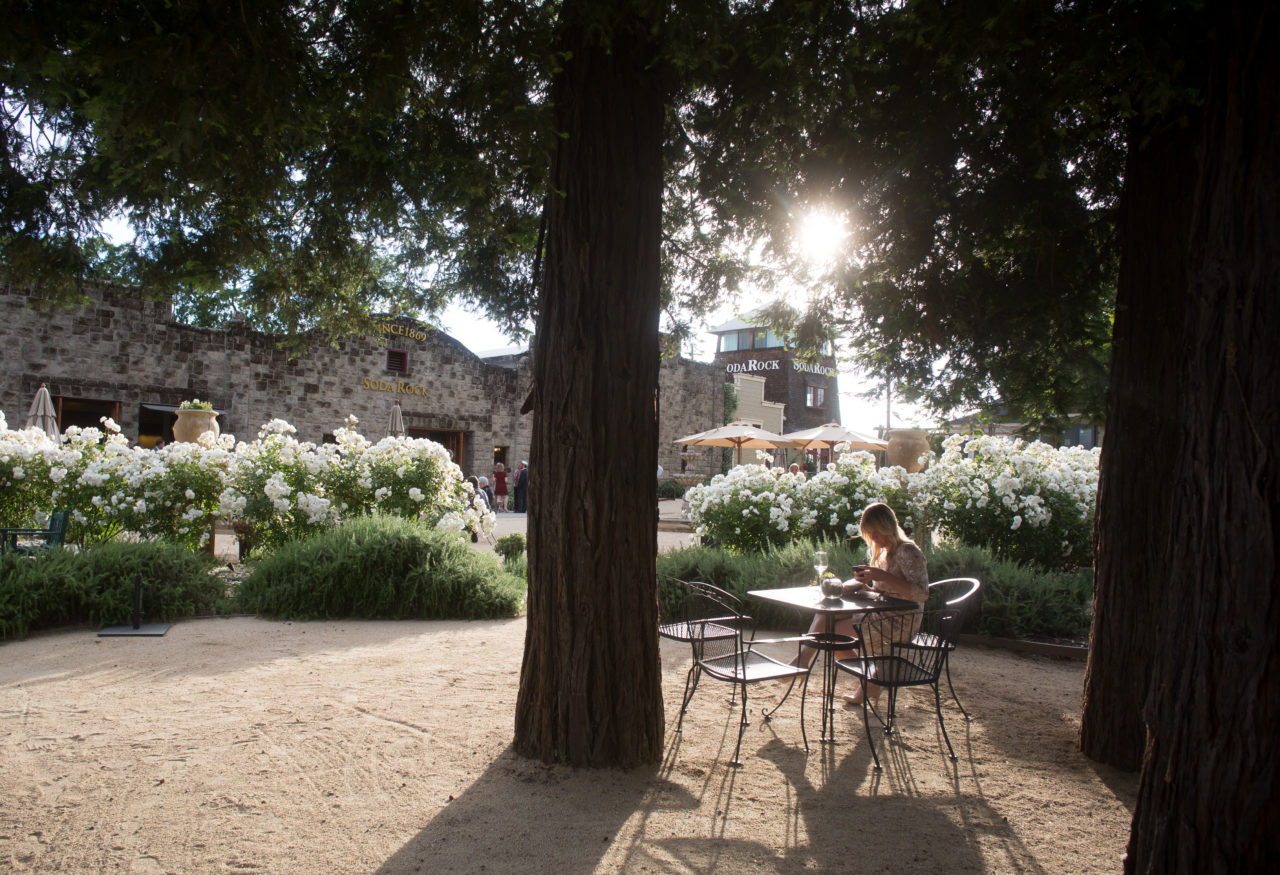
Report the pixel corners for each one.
[748,585,918,743]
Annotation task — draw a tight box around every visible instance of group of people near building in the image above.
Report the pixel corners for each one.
[467,461,528,515]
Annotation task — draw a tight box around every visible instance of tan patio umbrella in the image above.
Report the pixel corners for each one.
[24,383,60,440]
[676,420,798,465]
[782,421,888,454]
[386,400,406,438]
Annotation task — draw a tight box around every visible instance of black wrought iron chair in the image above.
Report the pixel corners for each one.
[916,577,981,719]
[659,578,739,712]
[835,607,956,770]
[676,582,812,766]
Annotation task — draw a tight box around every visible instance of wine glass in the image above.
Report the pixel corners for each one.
[812,550,828,585]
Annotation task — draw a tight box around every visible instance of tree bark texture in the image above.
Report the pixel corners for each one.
[1080,114,1199,770]
[1126,4,1280,869]
[513,3,666,767]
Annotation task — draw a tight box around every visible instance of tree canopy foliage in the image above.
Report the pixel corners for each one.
[1,0,555,336]
[1,0,1136,425]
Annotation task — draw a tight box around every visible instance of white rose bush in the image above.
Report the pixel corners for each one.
[0,419,58,528]
[792,451,913,542]
[0,415,492,552]
[684,434,1100,570]
[683,464,803,552]
[911,434,1100,569]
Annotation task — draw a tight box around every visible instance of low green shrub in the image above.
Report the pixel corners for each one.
[925,543,1093,640]
[657,479,687,499]
[494,533,526,562]
[0,540,227,641]
[503,552,528,581]
[236,514,525,620]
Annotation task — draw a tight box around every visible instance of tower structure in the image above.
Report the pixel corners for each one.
[709,315,840,433]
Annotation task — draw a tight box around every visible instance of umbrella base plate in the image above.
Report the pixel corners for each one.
[99,623,171,637]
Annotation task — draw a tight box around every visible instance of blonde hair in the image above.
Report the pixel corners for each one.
[859,503,911,567]
[495,462,505,472]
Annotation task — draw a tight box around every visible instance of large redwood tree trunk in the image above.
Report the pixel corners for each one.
[1080,113,1198,770]
[513,1,667,767]
[1125,3,1280,867]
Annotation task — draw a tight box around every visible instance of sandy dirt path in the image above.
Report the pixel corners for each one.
[1,617,1135,873]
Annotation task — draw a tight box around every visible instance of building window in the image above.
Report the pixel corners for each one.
[386,348,409,373]
[806,385,825,408]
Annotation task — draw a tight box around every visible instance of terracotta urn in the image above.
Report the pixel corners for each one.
[886,428,931,472]
[172,409,220,444]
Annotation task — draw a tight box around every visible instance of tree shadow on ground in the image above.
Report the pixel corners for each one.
[374,743,680,873]
[751,717,1046,874]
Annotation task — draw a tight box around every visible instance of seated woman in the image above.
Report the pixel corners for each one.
[794,503,929,706]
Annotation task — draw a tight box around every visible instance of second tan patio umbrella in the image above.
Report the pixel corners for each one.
[782,421,888,454]
[676,420,797,465]
[24,384,60,440]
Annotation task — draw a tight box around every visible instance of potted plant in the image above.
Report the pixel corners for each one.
[172,399,220,444]
[886,427,931,473]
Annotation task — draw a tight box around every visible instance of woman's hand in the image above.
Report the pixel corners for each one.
[853,565,879,586]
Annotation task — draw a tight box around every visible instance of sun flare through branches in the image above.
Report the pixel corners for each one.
[794,208,850,268]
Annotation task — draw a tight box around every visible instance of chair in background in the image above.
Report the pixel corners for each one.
[1,509,69,555]
[665,580,737,711]
[676,582,812,766]
[916,577,981,719]
[835,607,957,770]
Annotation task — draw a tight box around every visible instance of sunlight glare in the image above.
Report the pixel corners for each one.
[795,209,849,267]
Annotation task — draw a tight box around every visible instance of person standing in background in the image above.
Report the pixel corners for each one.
[493,462,509,512]
[512,461,528,512]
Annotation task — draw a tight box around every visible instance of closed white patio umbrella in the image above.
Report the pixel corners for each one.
[386,400,406,438]
[24,384,60,440]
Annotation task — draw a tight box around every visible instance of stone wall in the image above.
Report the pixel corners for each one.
[1,283,722,482]
[658,355,724,478]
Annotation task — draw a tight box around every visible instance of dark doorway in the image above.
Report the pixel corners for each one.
[137,405,174,447]
[57,396,120,434]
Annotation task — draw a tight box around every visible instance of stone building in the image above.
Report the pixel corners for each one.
[1,283,723,479]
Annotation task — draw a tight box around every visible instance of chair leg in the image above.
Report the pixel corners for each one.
[882,688,900,736]
[730,680,749,767]
[798,671,811,753]
[933,682,957,761]
[676,665,702,732]
[681,663,700,711]
[762,674,799,721]
[943,652,971,720]
[860,689,881,771]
